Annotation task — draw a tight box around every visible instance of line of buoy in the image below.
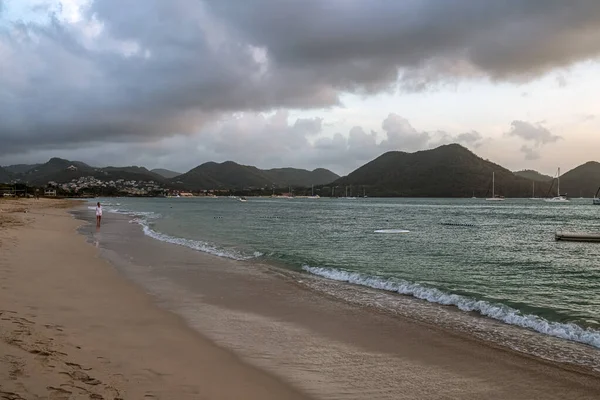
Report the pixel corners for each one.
[441,223,476,227]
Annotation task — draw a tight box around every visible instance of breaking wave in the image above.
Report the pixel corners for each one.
[137,220,263,261]
[302,265,600,349]
[97,205,263,261]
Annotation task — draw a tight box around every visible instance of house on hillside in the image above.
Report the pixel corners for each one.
[67,165,78,171]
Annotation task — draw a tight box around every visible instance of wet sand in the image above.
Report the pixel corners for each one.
[0,198,311,399]
[1,198,599,399]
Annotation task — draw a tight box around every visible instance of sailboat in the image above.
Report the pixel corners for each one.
[593,187,600,205]
[544,168,569,202]
[529,181,543,200]
[344,186,357,200]
[308,184,320,199]
[486,172,505,201]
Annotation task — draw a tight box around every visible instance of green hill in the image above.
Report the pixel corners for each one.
[332,144,550,197]
[151,168,182,179]
[263,167,340,188]
[0,167,13,184]
[3,164,41,174]
[172,161,340,190]
[514,170,553,182]
[559,162,600,197]
[14,159,167,186]
[19,158,96,185]
[96,166,166,182]
[173,161,270,189]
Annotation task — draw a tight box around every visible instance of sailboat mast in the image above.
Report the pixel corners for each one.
[557,167,560,196]
[492,172,495,198]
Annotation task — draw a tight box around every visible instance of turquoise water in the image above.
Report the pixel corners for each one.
[95,197,600,348]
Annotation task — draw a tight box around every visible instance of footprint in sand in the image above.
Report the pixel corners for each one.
[61,370,102,386]
[65,361,92,371]
[0,390,27,400]
[46,386,72,400]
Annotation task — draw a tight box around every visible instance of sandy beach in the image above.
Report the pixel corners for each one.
[0,198,310,399]
[1,198,600,399]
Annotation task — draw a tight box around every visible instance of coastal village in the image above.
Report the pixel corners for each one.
[48,176,168,197]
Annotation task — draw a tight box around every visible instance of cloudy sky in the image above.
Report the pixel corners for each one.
[1,0,599,176]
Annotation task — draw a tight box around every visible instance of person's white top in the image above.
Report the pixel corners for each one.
[96,206,102,216]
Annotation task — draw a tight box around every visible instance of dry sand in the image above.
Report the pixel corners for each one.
[0,198,311,399]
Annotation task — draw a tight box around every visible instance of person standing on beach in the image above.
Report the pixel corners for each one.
[96,202,102,227]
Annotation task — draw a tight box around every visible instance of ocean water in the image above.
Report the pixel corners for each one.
[92,197,600,355]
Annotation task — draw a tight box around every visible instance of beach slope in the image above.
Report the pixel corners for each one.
[0,199,310,399]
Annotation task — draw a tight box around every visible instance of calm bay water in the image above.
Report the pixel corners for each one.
[95,197,600,349]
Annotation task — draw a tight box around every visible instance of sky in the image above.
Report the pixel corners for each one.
[1,0,599,176]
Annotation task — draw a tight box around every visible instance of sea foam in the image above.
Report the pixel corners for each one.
[137,220,261,261]
[101,205,263,261]
[302,265,600,349]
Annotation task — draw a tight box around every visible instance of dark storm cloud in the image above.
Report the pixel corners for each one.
[208,1,600,84]
[1,0,600,164]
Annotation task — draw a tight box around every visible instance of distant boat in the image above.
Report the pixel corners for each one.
[342,186,357,199]
[529,181,543,200]
[471,191,476,199]
[486,172,505,201]
[544,168,569,202]
[555,230,600,242]
[238,196,247,202]
[593,187,600,205]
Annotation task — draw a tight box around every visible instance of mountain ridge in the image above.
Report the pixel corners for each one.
[151,168,182,179]
[0,167,13,183]
[3,164,42,174]
[172,161,340,189]
[332,144,550,197]
[514,169,553,182]
[559,161,600,197]
[2,147,599,197]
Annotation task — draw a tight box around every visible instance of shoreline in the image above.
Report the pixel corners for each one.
[97,198,600,373]
[0,198,312,399]
[2,198,599,399]
[75,202,600,399]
